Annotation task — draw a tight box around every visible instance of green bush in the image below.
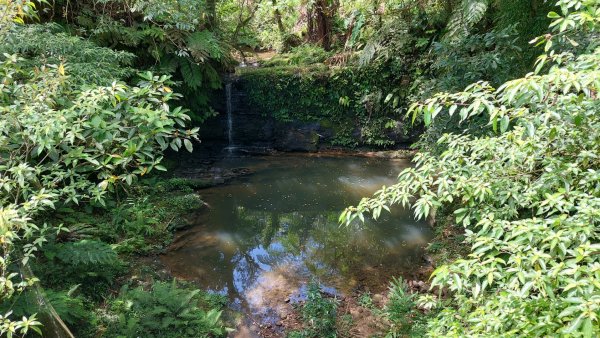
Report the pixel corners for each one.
[343,1,600,336]
[151,177,213,193]
[0,48,198,328]
[37,240,125,298]
[0,10,198,331]
[384,277,417,335]
[289,282,338,338]
[103,280,229,338]
[165,194,204,214]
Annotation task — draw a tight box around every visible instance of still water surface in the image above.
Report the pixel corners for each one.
[161,155,432,322]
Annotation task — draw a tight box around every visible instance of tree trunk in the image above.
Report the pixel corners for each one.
[342,15,355,47]
[307,4,314,40]
[307,0,337,50]
[272,0,285,34]
[206,0,217,29]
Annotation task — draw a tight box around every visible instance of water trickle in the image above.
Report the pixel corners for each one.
[225,81,235,153]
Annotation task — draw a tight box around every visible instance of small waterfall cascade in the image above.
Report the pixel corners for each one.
[225,81,235,153]
[220,74,274,155]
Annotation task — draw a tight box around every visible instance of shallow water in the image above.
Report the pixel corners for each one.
[161,155,432,325]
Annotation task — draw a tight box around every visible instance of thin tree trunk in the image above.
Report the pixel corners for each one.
[232,2,260,41]
[343,15,355,47]
[307,0,336,50]
[206,0,217,29]
[307,4,314,41]
[272,0,285,34]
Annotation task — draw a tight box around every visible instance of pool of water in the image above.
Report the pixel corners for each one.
[160,155,432,325]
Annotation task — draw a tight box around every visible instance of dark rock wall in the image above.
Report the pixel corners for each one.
[198,75,420,152]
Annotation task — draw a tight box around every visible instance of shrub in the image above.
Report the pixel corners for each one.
[103,280,229,338]
[343,1,600,336]
[289,282,338,338]
[0,13,197,332]
[384,277,417,335]
[152,178,213,193]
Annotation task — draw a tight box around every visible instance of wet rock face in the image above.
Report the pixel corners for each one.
[233,114,275,143]
[202,76,419,152]
[273,122,321,152]
[204,81,323,152]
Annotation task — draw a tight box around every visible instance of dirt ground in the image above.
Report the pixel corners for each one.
[231,262,436,338]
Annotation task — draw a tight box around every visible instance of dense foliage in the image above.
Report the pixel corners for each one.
[44,0,229,117]
[104,280,229,337]
[2,0,598,336]
[236,0,552,149]
[241,64,415,147]
[343,0,600,336]
[0,2,212,336]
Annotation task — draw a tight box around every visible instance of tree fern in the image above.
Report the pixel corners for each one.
[186,30,223,61]
[445,0,490,40]
[203,64,222,89]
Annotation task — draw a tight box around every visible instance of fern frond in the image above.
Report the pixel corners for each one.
[186,30,223,61]
[54,240,119,266]
[1,289,90,326]
[445,0,490,40]
[178,58,204,89]
[203,65,221,89]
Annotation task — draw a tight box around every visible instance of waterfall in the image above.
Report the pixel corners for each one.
[225,81,235,152]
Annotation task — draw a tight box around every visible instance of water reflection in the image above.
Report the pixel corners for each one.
[161,155,432,321]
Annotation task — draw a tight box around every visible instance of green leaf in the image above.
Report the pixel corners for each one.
[424,110,432,126]
[183,139,193,152]
[448,104,458,116]
[500,115,509,133]
[547,11,561,19]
